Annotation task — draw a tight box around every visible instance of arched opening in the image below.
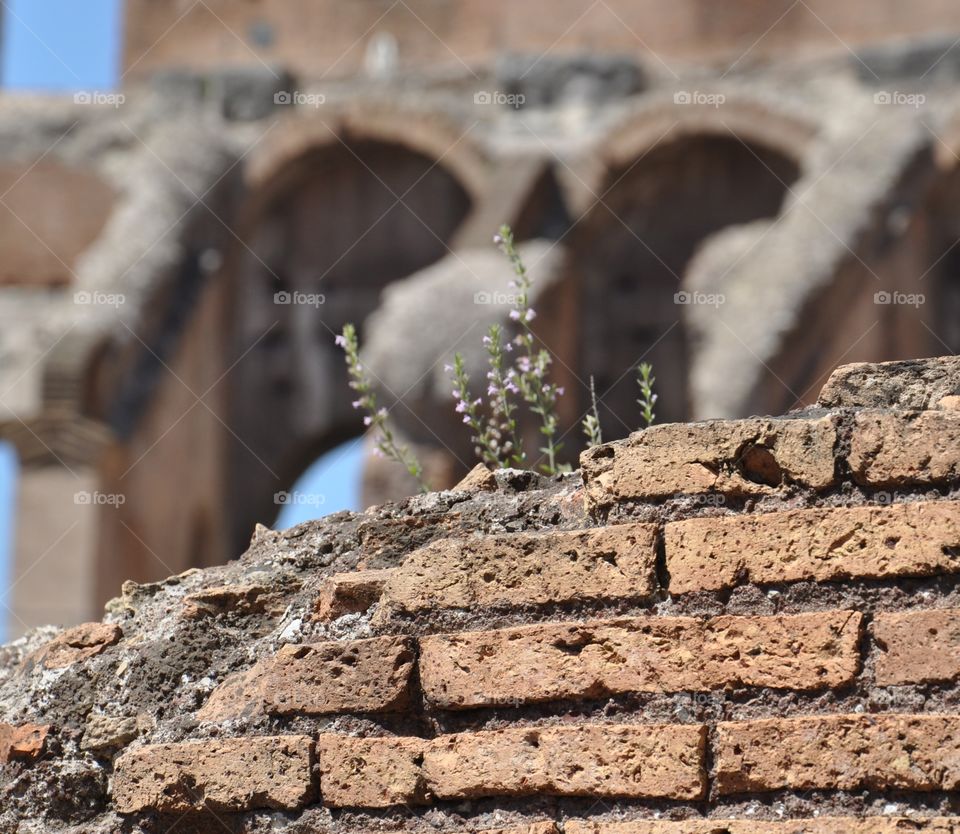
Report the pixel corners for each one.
[921,166,960,357]
[224,138,471,553]
[274,437,363,529]
[0,441,17,642]
[571,132,800,434]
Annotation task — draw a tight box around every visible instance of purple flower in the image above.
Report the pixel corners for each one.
[525,309,536,322]
[556,387,565,396]
[482,335,492,346]
[334,334,347,347]
[504,342,513,352]
[363,415,374,426]
[493,233,503,245]
[443,363,453,372]
[455,400,468,413]
[509,310,520,321]
[462,414,471,424]
[372,446,385,458]
[487,384,497,396]
[351,399,362,409]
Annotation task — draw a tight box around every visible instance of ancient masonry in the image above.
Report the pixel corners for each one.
[1,354,960,832]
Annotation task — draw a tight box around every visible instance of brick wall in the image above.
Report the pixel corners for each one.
[2,355,960,831]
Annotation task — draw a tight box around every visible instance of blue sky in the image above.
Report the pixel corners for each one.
[0,2,362,638]
[2,0,123,90]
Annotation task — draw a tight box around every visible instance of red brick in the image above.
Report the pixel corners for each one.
[316,734,428,808]
[850,410,960,487]
[419,611,861,709]
[378,524,657,617]
[113,734,313,813]
[665,501,960,594]
[198,635,414,721]
[715,714,960,794]
[423,723,706,801]
[183,584,271,619]
[30,622,121,670]
[0,722,48,763]
[567,819,960,833]
[873,609,960,685]
[312,569,393,620]
[580,416,837,509]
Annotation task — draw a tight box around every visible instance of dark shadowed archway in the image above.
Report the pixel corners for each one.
[571,132,800,435]
[223,138,472,553]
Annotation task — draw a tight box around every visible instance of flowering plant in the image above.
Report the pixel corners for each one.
[337,225,657,488]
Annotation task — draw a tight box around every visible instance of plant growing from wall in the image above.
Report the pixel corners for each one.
[337,225,658,487]
[637,361,657,428]
[337,323,429,492]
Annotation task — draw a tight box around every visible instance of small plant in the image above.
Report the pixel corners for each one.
[494,225,567,474]
[338,225,658,489]
[637,361,657,428]
[337,323,429,492]
[582,375,603,448]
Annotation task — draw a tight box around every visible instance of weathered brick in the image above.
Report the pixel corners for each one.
[378,524,657,616]
[0,722,49,763]
[423,723,706,801]
[580,416,837,509]
[666,500,960,594]
[817,355,960,410]
[715,714,960,794]
[29,622,121,670]
[874,609,960,685]
[316,734,429,808]
[312,569,393,620]
[183,584,271,619]
[850,410,960,487]
[198,635,414,721]
[420,611,861,708]
[568,819,960,833]
[113,735,313,813]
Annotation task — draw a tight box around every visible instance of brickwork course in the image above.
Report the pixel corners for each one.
[2,355,960,831]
